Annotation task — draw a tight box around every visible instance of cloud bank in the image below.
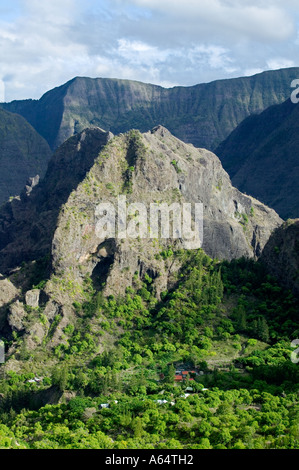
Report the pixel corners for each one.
[0,0,298,101]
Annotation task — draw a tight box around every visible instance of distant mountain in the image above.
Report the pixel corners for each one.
[1,68,298,151]
[262,219,299,298]
[216,98,299,219]
[0,107,52,206]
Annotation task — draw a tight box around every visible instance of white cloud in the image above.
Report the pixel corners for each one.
[117,39,170,64]
[0,0,298,101]
[266,58,295,70]
[187,45,235,72]
[22,0,77,25]
[124,0,295,42]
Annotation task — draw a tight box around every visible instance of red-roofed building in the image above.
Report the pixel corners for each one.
[174,371,197,382]
[175,375,183,381]
[172,368,199,382]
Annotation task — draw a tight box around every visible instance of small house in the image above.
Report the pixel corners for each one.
[175,375,183,381]
[155,399,168,405]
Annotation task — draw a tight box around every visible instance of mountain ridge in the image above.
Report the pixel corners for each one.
[1,67,298,151]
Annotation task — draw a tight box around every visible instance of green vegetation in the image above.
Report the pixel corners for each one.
[216,179,222,191]
[0,251,298,449]
[235,211,249,231]
[171,160,182,173]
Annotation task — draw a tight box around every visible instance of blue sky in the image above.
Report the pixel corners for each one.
[0,0,299,101]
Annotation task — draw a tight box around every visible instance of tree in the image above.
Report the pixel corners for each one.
[133,417,144,438]
[166,364,175,384]
[258,317,269,343]
[52,366,69,391]
[236,306,247,332]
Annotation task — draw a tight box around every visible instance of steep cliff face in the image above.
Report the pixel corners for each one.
[0,107,52,205]
[216,98,299,219]
[261,219,299,298]
[2,67,298,151]
[49,126,281,298]
[0,127,113,273]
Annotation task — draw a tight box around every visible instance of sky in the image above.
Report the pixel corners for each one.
[0,0,299,101]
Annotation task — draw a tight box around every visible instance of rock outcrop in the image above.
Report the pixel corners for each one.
[0,277,19,330]
[25,289,41,309]
[7,301,27,332]
[0,277,19,308]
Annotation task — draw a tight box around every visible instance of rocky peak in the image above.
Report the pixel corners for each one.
[0,126,282,281]
[23,175,40,198]
[150,125,171,137]
[47,126,282,301]
[0,125,284,349]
